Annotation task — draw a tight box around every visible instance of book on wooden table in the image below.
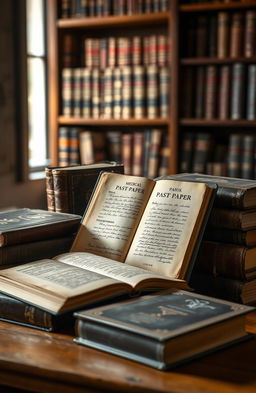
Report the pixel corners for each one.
[0,172,216,318]
[157,173,256,209]
[45,161,124,216]
[74,289,254,370]
[0,208,81,247]
[195,240,256,281]
[190,272,256,305]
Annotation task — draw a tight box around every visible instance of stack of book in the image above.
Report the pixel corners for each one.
[161,173,256,305]
[0,208,81,267]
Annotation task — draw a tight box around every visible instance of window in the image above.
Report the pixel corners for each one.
[26,0,48,177]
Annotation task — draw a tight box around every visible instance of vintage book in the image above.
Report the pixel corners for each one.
[195,66,205,119]
[241,134,255,179]
[208,14,217,57]
[146,64,159,119]
[121,133,133,175]
[121,66,132,119]
[218,65,230,119]
[0,208,81,247]
[195,240,256,281]
[58,126,70,166]
[74,289,254,370]
[49,162,124,216]
[72,68,82,117]
[179,132,194,172]
[132,131,144,176]
[113,67,122,119]
[217,11,230,58]
[227,133,242,178]
[158,133,170,177]
[106,131,122,163]
[190,272,256,305]
[208,207,256,231]
[61,68,73,117]
[147,129,162,178]
[230,12,244,58]
[205,65,217,119]
[68,127,80,165]
[181,67,194,118]
[230,63,245,120]
[156,173,256,209]
[91,68,100,118]
[81,68,92,118]
[204,227,256,247]
[244,10,256,58]
[159,66,169,118]
[246,64,256,120]
[195,15,208,57]
[0,234,75,267]
[191,133,213,173]
[133,65,146,118]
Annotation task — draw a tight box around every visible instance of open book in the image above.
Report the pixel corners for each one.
[0,172,216,314]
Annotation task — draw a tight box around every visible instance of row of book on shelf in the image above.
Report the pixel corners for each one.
[58,126,170,178]
[0,172,255,369]
[62,34,168,69]
[182,63,256,120]
[62,64,169,119]
[61,0,169,18]
[180,131,256,179]
[183,9,256,59]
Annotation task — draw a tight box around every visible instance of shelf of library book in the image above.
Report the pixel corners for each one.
[180,1,256,12]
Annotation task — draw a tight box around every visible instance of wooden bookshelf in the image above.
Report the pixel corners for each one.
[46,0,177,178]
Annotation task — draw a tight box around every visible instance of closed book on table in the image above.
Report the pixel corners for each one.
[157,173,256,210]
[195,240,256,281]
[205,227,256,247]
[0,208,81,247]
[74,289,254,370]
[208,208,256,231]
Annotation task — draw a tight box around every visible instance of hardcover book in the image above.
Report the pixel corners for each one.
[45,161,124,216]
[157,173,256,209]
[74,289,254,370]
[0,208,81,247]
[0,172,216,315]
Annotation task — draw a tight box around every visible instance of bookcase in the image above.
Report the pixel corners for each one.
[46,0,178,178]
[46,0,256,179]
[179,0,256,178]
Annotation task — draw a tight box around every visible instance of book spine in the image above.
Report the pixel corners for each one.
[62,33,76,68]
[108,37,116,67]
[121,66,133,119]
[158,133,170,177]
[117,37,131,67]
[99,38,108,70]
[52,172,70,212]
[0,294,54,331]
[81,68,91,118]
[191,133,212,173]
[69,127,80,165]
[45,167,56,212]
[121,133,133,175]
[131,36,142,66]
[246,64,256,120]
[179,132,194,172]
[195,15,208,57]
[91,68,100,118]
[133,65,146,118]
[204,228,255,247]
[196,241,247,281]
[113,67,122,119]
[61,68,73,116]
[205,65,217,119]
[241,134,255,179]
[208,14,217,57]
[227,133,242,177]
[142,129,151,177]
[58,127,70,166]
[218,65,230,120]
[103,67,113,119]
[61,0,72,18]
[106,131,122,162]
[230,12,243,58]
[79,130,94,164]
[148,35,158,65]
[72,68,82,117]
[230,63,245,120]
[157,34,168,66]
[147,129,162,178]
[244,10,256,58]
[217,12,230,59]
[195,66,205,119]
[132,131,144,176]
[159,66,169,118]
[208,208,245,231]
[146,64,159,118]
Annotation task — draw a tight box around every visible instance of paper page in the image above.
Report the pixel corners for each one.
[71,173,153,261]
[56,252,175,287]
[125,180,207,278]
[0,259,118,297]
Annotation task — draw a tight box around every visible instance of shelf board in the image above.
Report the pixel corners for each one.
[58,116,169,126]
[180,119,256,127]
[180,1,256,12]
[57,12,170,29]
[181,57,256,65]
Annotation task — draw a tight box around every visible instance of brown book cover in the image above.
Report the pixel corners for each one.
[74,289,254,369]
[227,133,242,178]
[205,227,256,247]
[51,162,124,215]
[195,240,256,281]
[244,10,256,58]
[195,66,205,118]
[230,12,244,58]
[0,208,81,247]
[205,65,217,119]
[217,12,230,59]
[190,272,256,305]
[121,133,133,175]
[156,173,256,209]
[132,132,144,176]
[218,65,231,119]
[208,207,256,231]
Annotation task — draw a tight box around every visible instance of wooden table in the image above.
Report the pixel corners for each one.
[0,319,256,393]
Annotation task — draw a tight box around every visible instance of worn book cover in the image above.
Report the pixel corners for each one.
[74,289,254,369]
[0,208,81,247]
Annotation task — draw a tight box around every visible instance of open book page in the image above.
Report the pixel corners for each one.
[125,180,209,279]
[55,252,186,289]
[71,173,154,261]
